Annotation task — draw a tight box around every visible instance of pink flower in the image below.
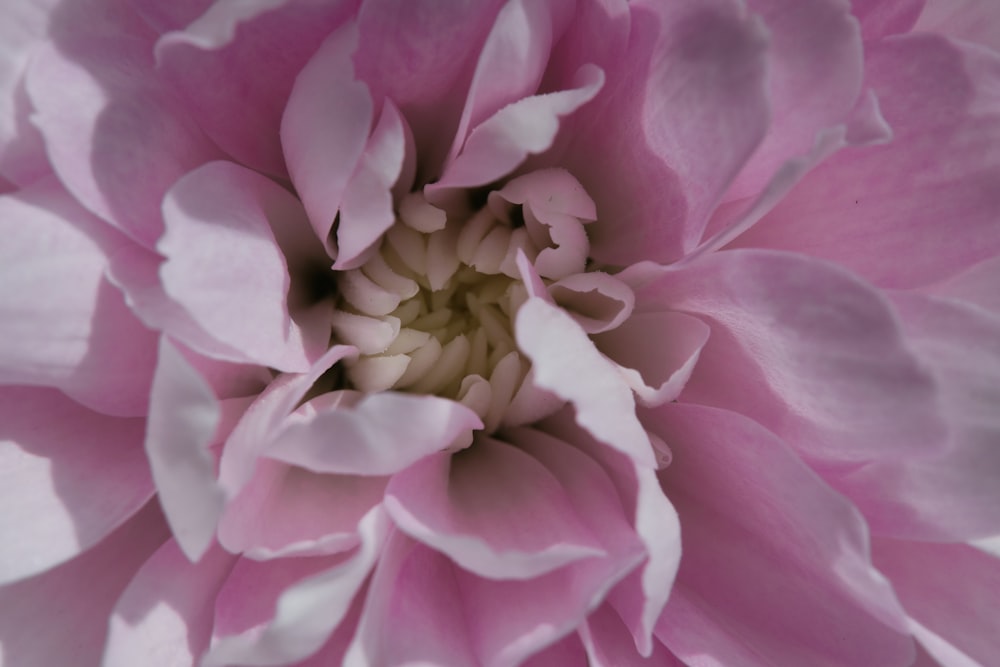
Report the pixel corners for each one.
[1,0,999,665]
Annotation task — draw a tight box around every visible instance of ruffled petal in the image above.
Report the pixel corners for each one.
[724,0,864,201]
[0,388,153,585]
[103,540,237,667]
[594,311,710,407]
[145,337,226,561]
[0,179,158,416]
[562,0,770,264]
[650,403,914,667]
[219,459,386,559]
[385,435,607,580]
[153,0,357,176]
[203,508,386,667]
[736,35,1000,289]
[429,64,605,192]
[828,292,1000,540]
[26,1,218,246]
[872,538,1000,667]
[265,392,482,476]
[280,22,372,254]
[0,502,168,667]
[645,248,947,463]
[159,161,325,372]
[916,0,1000,51]
[516,297,656,467]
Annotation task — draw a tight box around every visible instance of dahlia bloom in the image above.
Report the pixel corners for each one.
[2,0,999,665]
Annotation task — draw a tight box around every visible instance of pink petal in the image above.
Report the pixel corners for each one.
[0,388,153,584]
[145,337,226,561]
[154,0,357,177]
[548,272,635,334]
[385,436,606,580]
[735,35,1000,289]
[219,458,386,559]
[130,0,213,34]
[218,345,355,495]
[203,508,386,667]
[924,255,1000,318]
[594,311,710,406]
[828,292,1000,540]
[520,633,589,667]
[354,0,506,176]
[445,0,574,165]
[350,532,640,667]
[159,161,322,372]
[650,403,914,667]
[430,64,604,192]
[0,179,158,417]
[916,0,1000,51]
[0,0,52,186]
[0,502,168,667]
[541,409,681,656]
[852,0,925,39]
[25,4,218,247]
[581,604,686,667]
[265,392,482,476]
[103,540,237,667]
[647,249,946,463]
[280,22,372,254]
[346,533,479,667]
[723,0,865,202]
[334,99,413,270]
[516,297,657,467]
[561,0,770,264]
[872,538,1000,667]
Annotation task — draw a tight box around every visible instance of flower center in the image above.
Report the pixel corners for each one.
[331,169,600,433]
[332,194,534,433]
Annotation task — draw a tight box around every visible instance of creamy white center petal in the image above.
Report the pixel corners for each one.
[332,170,598,433]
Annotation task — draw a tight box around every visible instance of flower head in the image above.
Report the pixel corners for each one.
[1,0,999,666]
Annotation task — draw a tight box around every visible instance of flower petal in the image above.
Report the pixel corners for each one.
[872,538,1000,667]
[202,507,386,667]
[159,161,323,372]
[562,0,770,264]
[25,1,218,246]
[0,388,153,585]
[153,0,357,177]
[218,459,386,559]
[265,392,483,476]
[0,179,158,416]
[144,337,226,561]
[828,292,1000,540]
[736,34,1000,289]
[385,436,606,580]
[650,403,914,667]
[281,22,372,254]
[0,502,168,667]
[594,311,710,407]
[429,64,605,192]
[724,0,864,201]
[516,297,657,467]
[646,248,947,463]
[103,540,237,667]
